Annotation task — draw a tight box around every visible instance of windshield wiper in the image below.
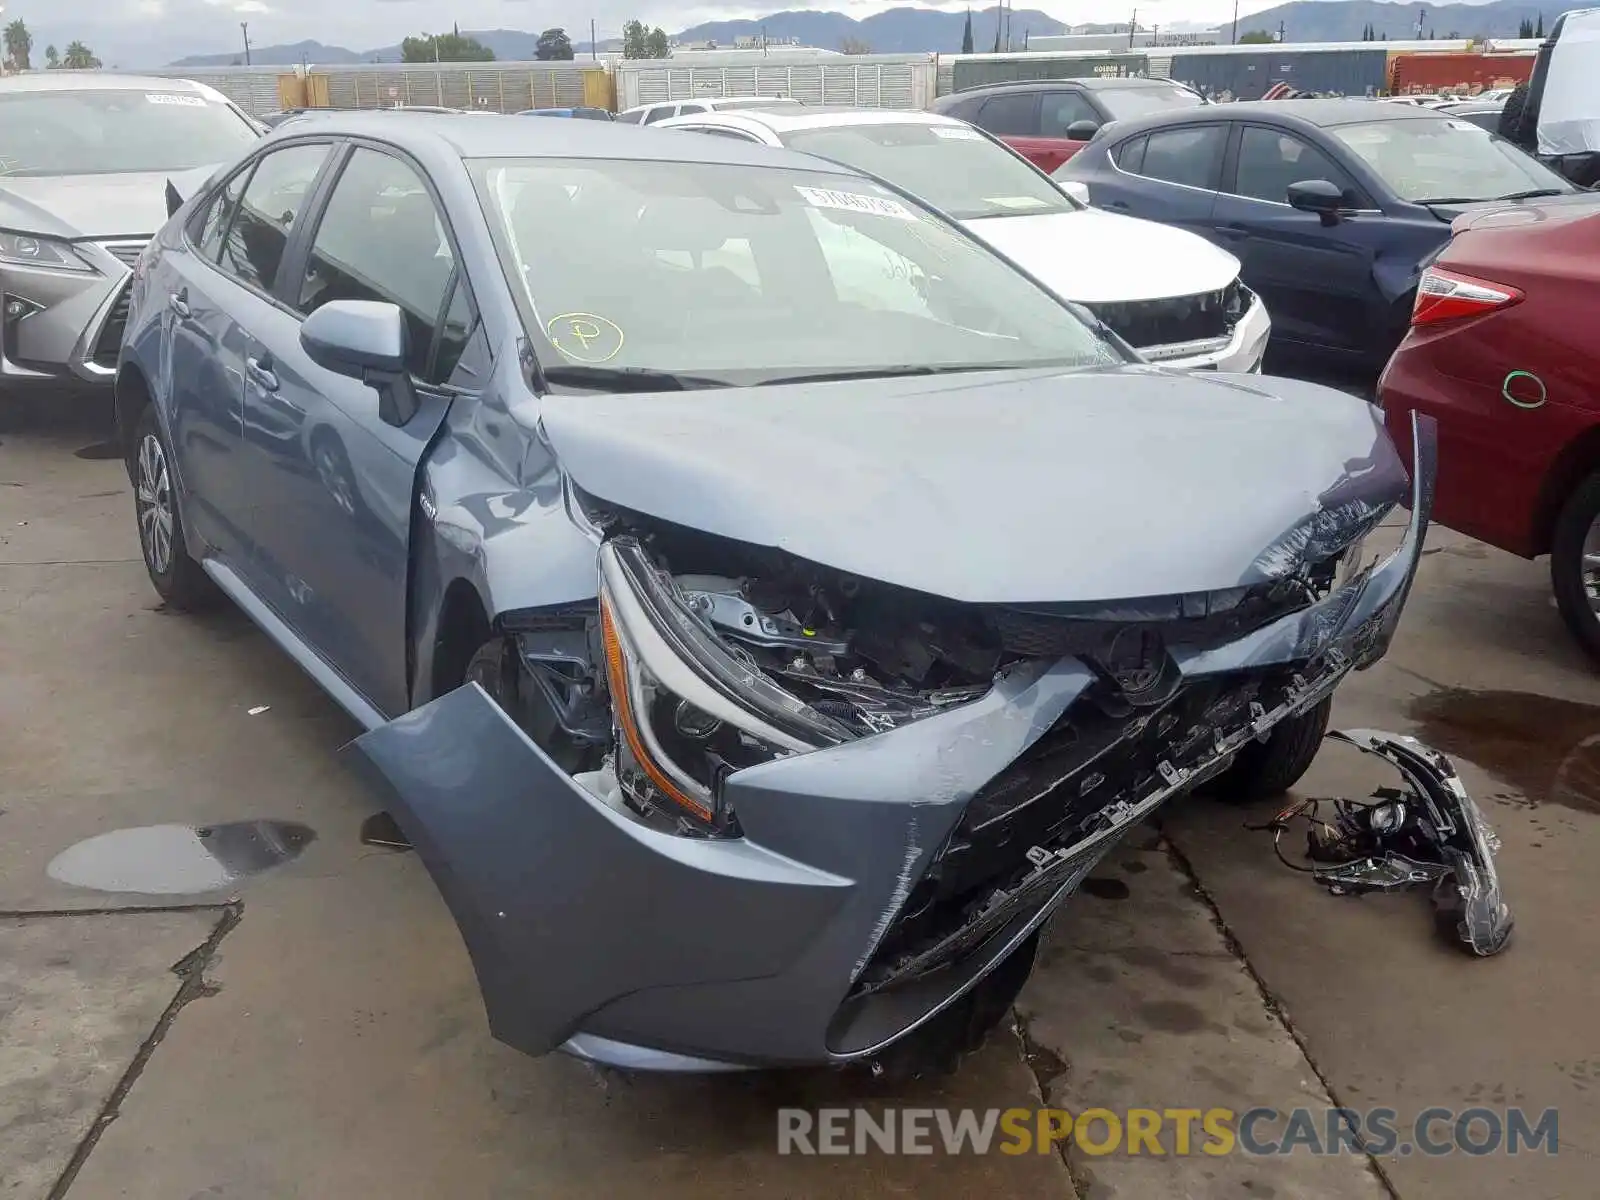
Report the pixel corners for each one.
[1415,188,1567,205]
[760,362,1097,386]
[539,365,732,393]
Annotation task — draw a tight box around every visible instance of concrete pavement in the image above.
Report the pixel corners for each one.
[2,397,1595,1199]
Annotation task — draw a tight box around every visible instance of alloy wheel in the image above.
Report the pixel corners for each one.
[135,432,175,576]
[1585,511,1600,618]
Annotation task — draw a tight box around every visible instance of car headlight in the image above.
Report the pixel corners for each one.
[598,538,855,836]
[0,230,93,273]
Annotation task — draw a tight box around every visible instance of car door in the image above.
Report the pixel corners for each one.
[1030,88,1104,171]
[166,141,334,565]
[969,91,1053,168]
[1211,124,1379,353]
[238,143,478,718]
[1096,123,1227,239]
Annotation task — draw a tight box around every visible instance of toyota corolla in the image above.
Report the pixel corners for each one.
[114,114,1434,1075]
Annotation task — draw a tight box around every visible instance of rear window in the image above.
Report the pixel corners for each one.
[0,89,258,177]
[1094,84,1207,122]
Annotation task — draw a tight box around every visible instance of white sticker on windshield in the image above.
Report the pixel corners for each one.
[931,125,984,140]
[1445,118,1484,133]
[147,93,209,107]
[983,195,1051,209]
[794,185,916,221]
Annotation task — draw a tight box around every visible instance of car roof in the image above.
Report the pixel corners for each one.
[1098,97,1454,136]
[662,105,967,134]
[263,110,862,174]
[0,72,224,98]
[620,96,800,114]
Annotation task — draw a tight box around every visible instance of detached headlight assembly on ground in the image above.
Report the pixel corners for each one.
[0,231,92,273]
[597,538,856,836]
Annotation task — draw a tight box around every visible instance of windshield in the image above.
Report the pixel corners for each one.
[0,89,259,177]
[1095,84,1207,121]
[1331,117,1572,203]
[779,122,1071,221]
[471,157,1122,387]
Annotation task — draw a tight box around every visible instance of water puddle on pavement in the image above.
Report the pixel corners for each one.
[73,441,122,461]
[1407,689,1600,813]
[47,820,316,894]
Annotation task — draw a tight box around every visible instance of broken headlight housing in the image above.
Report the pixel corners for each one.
[597,538,855,836]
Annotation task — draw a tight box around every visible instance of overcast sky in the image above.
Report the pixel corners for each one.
[13,0,1301,66]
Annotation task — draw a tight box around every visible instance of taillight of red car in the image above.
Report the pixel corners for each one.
[1411,266,1526,326]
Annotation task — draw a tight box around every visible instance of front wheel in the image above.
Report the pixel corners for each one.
[1210,696,1333,804]
[130,406,217,611]
[1551,468,1600,667]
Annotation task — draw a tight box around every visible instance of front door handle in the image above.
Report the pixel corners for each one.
[1103,199,1130,211]
[1218,223,1251,239]
[245,355,279,392]
[168,290,191,319]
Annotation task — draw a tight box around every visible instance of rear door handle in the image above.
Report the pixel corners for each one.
[168,290,191,319]
[1104,199,1130,211]
[1218,223,1251,239]
[246,355,279,393]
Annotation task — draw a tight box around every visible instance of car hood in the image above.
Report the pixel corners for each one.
[960,208,1240,304]
[539,366,1408,605]
[0,171,177,241]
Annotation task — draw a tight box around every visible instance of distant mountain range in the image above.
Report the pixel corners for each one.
[165,1,1570,68]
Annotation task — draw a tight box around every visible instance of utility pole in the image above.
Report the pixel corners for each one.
[1231,0,1240,44]
[240,22,252,66]
[1279,19,1286,42]
[1129,9,1137,49]
[590,18,597,59]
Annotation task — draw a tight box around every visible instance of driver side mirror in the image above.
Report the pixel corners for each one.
[1286,179,1349,226]
[300,300,419,427]
[1066,119,1102,142]
[1058,179,1092,205]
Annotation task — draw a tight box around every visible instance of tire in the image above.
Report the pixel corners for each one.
[1211,695,1333,804]
[1551,468,1600,667]
[130,405,218,611]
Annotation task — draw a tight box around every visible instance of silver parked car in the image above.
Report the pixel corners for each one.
[0,73,259,395]
[117,114,1435,1075]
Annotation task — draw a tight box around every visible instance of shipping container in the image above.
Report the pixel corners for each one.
[1389,51,1534,94]
[948,51,1149,92]
[1168,46,1391,99]
[616,54,936,110]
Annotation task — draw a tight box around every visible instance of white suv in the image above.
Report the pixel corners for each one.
[615,95,801,126]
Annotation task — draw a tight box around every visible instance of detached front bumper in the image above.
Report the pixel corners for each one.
[1139,289,1272,374]
[0,242,145,389]
[351,415,1436,1072]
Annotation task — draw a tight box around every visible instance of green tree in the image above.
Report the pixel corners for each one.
[621,19,648,58]
[1536,13,1545,36]
[4,19,33,72]
[45,43,59,68]
[1518,17,1533,36]
[1239,29,1275,44]
[840,36,872,54]
[961,7,974,53]
[644,26,670,57]
[400,31,495,63]
[535,28,574,60]
[62,41,100,69]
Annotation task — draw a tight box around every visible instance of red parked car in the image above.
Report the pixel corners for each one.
[1379,199,1600,663]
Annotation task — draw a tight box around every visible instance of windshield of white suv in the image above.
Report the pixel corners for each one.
[1094,84,1207,121]
[471,156,1123,388]
[0,90,259,176]
[779,122,1072,221]
[1331,117,1573,203]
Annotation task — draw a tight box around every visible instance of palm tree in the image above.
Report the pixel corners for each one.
[4,18,34,72]
[62,41,100,69]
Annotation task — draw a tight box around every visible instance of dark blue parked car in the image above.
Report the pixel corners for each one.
[1056,99,1577,363]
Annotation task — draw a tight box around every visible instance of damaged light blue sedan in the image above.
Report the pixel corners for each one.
[113,114,1436,1075]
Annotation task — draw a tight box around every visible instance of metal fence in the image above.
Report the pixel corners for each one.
[615,55,937,110]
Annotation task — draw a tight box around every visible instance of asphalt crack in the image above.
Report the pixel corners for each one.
[44,901,244,1200]
[1012,1012,1093,1199]
[1157,831,1403,1200]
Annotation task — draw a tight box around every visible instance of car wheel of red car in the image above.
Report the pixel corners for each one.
[1551,468,1600,667]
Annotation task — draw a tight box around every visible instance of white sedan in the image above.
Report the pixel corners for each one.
[655,105,1271,372]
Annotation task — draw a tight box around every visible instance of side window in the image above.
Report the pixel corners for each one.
[614,109,644,124]
[1113,134,1147,173]
[195,166,251,263]
[975,92,1039,137]
[1134,125,1226,190]
[678,102,708,115]
[217,143,331,293]
[431,274,476,386]
[1234,126,1361,205]
[1039,92,1100,137]
[297,148,457,382]
[642,105,677,124]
